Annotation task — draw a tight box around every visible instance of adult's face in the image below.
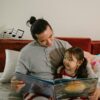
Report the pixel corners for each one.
[36,26,54,47]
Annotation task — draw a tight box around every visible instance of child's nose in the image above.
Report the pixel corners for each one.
[64,60,69,65]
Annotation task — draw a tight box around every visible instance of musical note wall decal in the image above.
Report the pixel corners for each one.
[12,29,24,39]
[9,28,14,34]
[17,29,24,39]
[3,31,7,38]
[0,28,24,39]
[12,29,18,37]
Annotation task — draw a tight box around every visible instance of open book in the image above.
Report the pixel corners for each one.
[16,72,98,99]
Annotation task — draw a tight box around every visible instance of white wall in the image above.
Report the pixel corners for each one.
[0,0,100,40]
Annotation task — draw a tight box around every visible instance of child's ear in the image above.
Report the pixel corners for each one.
[77,63,81,67]
[77,60,83,66]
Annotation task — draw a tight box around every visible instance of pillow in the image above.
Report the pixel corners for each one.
[0,49,20,83]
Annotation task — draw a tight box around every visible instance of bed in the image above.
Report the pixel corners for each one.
[0,37,93,99]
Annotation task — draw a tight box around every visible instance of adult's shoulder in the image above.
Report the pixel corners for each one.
[54,38,72,48]
[20,40,37,55]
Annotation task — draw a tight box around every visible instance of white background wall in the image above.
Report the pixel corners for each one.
[0,0,100,40]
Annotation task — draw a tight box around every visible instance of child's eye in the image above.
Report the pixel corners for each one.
[68,59,72,61]
[64,56,67,59]
[68,58,73,61]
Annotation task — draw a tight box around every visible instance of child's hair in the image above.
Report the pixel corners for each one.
[65,47,88,78]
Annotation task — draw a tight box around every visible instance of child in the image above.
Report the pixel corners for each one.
[57,47,100,100]
[57,47,96,79]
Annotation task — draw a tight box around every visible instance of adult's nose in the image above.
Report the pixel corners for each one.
[47,39,52,46]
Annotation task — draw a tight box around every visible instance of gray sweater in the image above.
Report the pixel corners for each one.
[16,39,71,79]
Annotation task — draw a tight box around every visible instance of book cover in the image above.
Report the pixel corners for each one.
[16,72,98,99]
[54,78,98,99]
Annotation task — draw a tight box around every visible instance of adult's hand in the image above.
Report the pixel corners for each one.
[11,76,25,92]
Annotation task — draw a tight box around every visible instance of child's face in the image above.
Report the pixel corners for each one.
[63,52,81,72]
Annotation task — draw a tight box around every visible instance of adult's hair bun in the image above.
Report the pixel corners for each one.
[29,16,36,25]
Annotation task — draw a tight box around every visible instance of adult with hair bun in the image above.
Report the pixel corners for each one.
[11,16,72,100]
[11,16,100,100]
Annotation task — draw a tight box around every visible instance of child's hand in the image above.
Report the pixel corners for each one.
[89,88,100,100]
